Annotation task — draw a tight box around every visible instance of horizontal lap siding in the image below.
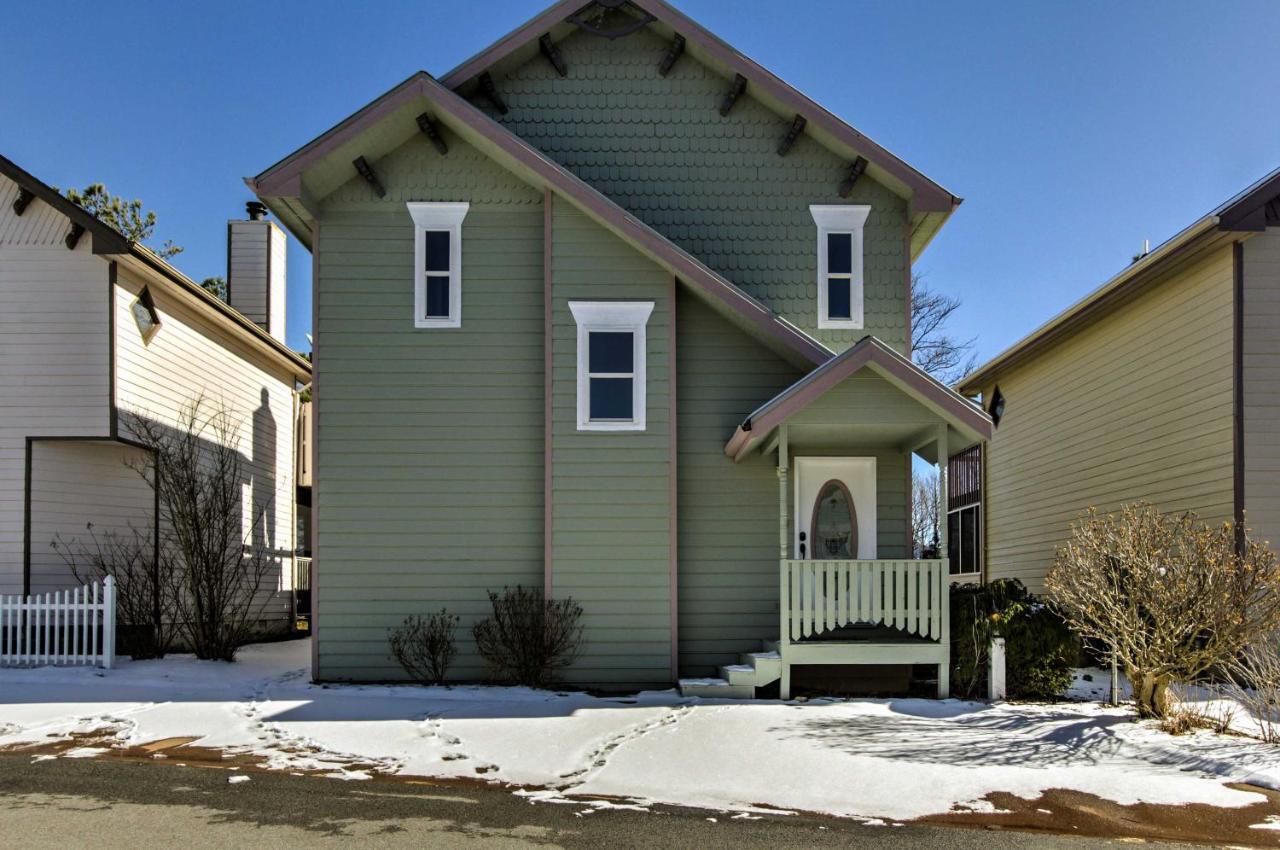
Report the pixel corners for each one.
[316,131,544,681]
[551,204,672,688]
[114,269,297,625]
[0,175,110,594]
[1244,229,1280,549]
[676,292,801,676]
[487,24,908,353]
[982,246,1235,593]
[29,441,152,595]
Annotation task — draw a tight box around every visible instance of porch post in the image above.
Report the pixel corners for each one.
[936,424,950,699]
[777,425,791,700]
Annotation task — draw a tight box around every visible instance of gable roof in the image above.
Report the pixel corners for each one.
[440,0,961,257]
[253,0,959,259]
[725,335,992,460]
[958,165,1280,395]
[249,71,832,368]
[0,154,312,380]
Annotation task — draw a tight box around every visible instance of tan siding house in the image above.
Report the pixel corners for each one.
[960,168,1280,593]
[0,156,311,631]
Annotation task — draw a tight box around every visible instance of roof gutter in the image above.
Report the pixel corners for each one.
[118,245,312,379]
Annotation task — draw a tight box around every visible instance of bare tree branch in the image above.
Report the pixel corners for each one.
[911,273,977,385]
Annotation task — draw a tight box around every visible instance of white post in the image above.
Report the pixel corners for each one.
[988,637,1006,701]
[936,425,950,699]
[101,576,116,670]
[1110,649,1120,706]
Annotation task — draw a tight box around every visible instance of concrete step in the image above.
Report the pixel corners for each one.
[678,677,755,700]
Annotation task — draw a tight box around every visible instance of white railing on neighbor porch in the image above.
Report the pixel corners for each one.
[781,559,946,642]
[0,577,116,668]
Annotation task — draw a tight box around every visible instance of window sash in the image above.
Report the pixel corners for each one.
[810,205,869,329]
[408,202,469,329]
[569,301,654,432]
[947,504,981,575]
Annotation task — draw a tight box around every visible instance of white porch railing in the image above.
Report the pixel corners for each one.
[781,559,947,642]
[0,577,116,668]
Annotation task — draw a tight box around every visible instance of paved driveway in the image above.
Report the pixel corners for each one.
[0,754,1217,849]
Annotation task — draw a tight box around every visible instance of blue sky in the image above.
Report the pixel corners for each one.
[4,0,1278,359]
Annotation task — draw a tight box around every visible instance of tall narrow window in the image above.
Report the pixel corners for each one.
[407,202,469,328]
[569,301,654,431]
[810,205,870,329]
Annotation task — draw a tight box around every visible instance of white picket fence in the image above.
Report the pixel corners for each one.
[0,577,116,668]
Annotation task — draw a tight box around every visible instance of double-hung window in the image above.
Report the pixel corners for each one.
[809,205,870,329]
[569,301,654,431]
[407,202,469,328]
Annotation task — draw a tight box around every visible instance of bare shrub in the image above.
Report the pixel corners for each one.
[127,398,276,661]
[1157,684,1237,737]
[389,611,459,685]
[53,522,178,659]
[1227,635,1280,743]
[472,586,583,688]
[1047,503,1280,718]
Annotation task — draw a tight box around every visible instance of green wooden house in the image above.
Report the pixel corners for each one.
[248,0,991,697]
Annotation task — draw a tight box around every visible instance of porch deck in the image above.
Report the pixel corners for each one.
[681,558,949,700]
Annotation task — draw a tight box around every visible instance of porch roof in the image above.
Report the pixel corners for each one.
[724,336,992,462]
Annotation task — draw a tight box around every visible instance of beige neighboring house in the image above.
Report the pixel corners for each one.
[958,167,1280,593]
[0,154,312,632]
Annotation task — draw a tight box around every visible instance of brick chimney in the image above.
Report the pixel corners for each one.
[227,201,286,342]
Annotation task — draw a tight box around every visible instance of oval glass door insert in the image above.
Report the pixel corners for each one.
[811,479,858,559]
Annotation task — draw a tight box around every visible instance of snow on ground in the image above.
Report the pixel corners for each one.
[2,639,1280,822]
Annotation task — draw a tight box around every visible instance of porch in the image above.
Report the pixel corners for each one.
[681,337,991,700]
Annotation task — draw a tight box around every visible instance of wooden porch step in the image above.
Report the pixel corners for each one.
[678,678,755,700]
[740,651,782,685]
[679,641,784,699]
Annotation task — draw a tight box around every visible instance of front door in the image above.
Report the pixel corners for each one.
[794,457,876,560]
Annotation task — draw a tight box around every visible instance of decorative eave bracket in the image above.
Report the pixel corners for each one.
[478,72,509,115]
[539,34,567,77]
[12,186,34,216]
[838,157,869,198]
[353,156,386,198]
[658,34,685,76]
[719,74,747,117]
[777,115,807,156]
[416,113,449,155]
[64,222,85,251]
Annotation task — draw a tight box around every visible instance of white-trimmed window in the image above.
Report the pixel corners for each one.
[810,204,870,329]
[568,301,654,432]
[407,201,469,328]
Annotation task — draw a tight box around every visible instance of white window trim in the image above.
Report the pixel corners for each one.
[810,204,870,330]
[408,201,470,328]
[569,301,654,432]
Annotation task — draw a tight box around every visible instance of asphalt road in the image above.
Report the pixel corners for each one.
[0,754,1221,849]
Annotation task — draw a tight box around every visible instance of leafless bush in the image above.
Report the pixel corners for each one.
[53,522,178,659]
[473,586,583,688]
[1157,684,1237,737]
[389,611,459,685]
[1047,503,1280,718]
[1227,635,1280,743]
[127,397,275,661]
